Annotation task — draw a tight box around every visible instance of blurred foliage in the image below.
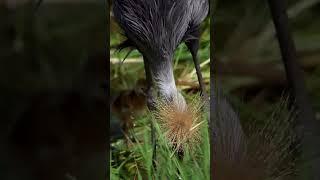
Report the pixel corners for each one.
[0,2,107,180]
[0,3,105,93]
[213,0,320,121]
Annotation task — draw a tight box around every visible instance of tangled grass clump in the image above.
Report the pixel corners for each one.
[153,95,205,152]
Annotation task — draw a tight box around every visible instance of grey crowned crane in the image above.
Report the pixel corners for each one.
[113,0,209,160]
[113,0,209,111]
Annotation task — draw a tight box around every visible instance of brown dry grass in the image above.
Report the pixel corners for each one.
[153,95,204,152]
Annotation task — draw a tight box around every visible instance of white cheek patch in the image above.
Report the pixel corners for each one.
[158,76,176,99]
[154,66,176,98]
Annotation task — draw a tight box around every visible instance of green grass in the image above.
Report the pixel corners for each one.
[110,110,210,180]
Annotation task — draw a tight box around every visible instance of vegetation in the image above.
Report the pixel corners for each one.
[111,110,210,179]
[110,12,210,179]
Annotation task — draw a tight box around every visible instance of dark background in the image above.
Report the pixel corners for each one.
[0,1,108,180]
[213,0,320,123]
[212,0,320,179]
